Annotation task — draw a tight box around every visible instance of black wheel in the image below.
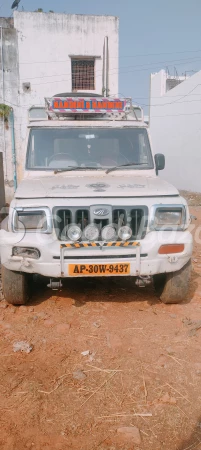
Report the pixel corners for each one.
[1,266,31,305]
[153,260,191,304]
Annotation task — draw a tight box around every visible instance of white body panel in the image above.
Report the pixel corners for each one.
[0,194,192,278]
[0,117,193,279]
[15,174,178,199]
[0,228,192,278]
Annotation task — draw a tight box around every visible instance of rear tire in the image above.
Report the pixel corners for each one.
[153,260,191,304]
[1,266,31,305]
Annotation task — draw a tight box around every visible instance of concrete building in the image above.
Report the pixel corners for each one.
[0,12,119,202]
[150,69,201,193]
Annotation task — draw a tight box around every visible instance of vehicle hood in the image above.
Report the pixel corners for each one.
[15,175,179,198]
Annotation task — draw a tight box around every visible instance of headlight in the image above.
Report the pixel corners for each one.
[118,226,132,241]
[67,225,82,241]
[101,225,117,241]
[12,247,40,259]
[84,225,99,241]
[13,208,51,233]
[151,205,186,230]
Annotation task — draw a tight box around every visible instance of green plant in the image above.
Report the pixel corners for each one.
[49,10,54,13]
[0,104,12,129]
[35,8,43,12]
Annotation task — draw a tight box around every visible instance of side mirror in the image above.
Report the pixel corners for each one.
[154,153,165,175]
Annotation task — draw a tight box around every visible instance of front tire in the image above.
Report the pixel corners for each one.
[1,266,30,305]
[153,260,191,304]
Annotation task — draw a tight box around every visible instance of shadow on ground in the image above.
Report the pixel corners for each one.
[28,275,160,306]
[177,418,201,450]
[27,270,198,308]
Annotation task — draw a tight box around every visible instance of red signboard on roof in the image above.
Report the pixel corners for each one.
[49,97,127,114]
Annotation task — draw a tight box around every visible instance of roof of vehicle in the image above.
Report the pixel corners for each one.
[28,120,148,128]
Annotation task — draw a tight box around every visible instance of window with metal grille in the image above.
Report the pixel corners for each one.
[71,59,95,91]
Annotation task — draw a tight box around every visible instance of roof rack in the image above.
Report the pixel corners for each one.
[29,95,144,123]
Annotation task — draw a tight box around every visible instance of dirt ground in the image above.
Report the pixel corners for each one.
[1,194,201,450]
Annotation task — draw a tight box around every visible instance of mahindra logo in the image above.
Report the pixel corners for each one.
[94,208,109,216]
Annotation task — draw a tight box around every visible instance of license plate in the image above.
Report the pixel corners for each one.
[69,263,130,276]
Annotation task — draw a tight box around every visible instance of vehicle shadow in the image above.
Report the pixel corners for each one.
[28,275,159,306]
[28,270,198,308]
[177,417,201,450]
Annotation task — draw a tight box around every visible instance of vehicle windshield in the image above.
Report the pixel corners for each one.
[26,127,154,170]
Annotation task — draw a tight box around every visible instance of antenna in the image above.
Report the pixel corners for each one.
[174,67,178,78]
[165,66,170,76]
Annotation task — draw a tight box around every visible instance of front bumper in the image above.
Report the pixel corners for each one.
[0,229,193,278]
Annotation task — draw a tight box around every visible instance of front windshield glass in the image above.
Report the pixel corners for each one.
[26,127,154,170]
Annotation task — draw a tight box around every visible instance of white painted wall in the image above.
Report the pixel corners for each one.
[150,69,201,193]
[0,21,19,202]
[1,12,119,201]
[15,12,119,100]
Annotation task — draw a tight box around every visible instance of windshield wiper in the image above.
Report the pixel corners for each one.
[54,166,104,174]
[106,162,147,174]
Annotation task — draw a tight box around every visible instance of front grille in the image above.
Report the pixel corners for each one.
[130,209,147,239]
[113,209,125,227]
[55,209,71,240]
[54,208,89,240]
[53,206,148,241]
[113,208,147,239]
[76,209,89,230]
[94,218,109,229]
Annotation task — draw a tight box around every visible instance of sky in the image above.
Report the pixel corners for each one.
[2,0,201,113]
